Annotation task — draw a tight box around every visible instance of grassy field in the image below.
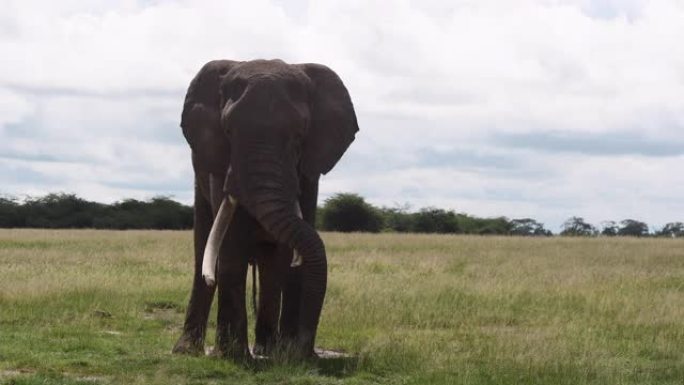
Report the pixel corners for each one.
[0,229,683,384]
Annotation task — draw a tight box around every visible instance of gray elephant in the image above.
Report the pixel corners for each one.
[172,59,358,359]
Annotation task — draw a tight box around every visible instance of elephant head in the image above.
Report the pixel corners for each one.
[181,59,358,354]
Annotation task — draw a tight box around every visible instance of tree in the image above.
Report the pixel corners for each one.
[320,193,383,232]
[656,222,684,238]
[560,217,597,236]
[0,193,194,230]
[147,196,194,229]
[21,193,104,228]
[379,203,413,232]
[315,205,326,230]
[470,216,513,235]
[0,196,22,227]
[455,214,511,235]
[411,208,459,233]
[510,218,552,236]
[618,219,649,237]
[377,207,514,235]
[600,221,619,237]
[95,196,193,229]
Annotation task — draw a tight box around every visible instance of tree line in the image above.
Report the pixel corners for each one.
[557,216,683,237]
[0,193,192,229]
[318,193,684,237]
[0,192,682,237]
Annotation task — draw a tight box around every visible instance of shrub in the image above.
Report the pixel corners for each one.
[510,218,552,236]
[656,222,684,238]
[618,219,649,237]
[320,193,383,232]
[560,217,597,236]
[411,208,459,233]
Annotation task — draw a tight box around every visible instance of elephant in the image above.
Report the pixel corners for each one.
[172,59,358,359]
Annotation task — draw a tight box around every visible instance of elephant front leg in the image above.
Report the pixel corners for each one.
[277,177,317,350]
[173,185,215,355]
[253,242,282,356]
[215,208,250,360]
[216,254,249,359]
[279,257,302,345]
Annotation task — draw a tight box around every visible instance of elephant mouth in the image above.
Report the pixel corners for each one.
[200,185,304,287]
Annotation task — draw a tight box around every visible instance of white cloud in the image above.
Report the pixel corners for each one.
[1,0,683,229]
[0,89,33,127]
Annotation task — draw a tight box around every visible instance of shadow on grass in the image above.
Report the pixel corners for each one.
[240,348,359,378]
[1,372,100,385]
[143,300,183,313]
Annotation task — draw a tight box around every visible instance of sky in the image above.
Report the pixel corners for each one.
[1,0,683,231]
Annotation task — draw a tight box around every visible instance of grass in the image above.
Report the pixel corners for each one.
[1,229,683,384]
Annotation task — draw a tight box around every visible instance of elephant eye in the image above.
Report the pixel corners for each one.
[286,79,306,101]
[229,79,246,101]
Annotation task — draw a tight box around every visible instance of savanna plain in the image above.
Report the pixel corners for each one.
[1,229,683,384]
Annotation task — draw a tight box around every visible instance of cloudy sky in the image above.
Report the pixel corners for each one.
[1,0,683,231]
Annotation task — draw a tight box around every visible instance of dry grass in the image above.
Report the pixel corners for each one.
[1,230,683,384]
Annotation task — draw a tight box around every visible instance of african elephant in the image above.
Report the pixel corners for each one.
[172,59,358,358]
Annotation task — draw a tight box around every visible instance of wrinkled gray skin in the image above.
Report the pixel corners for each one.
[172,59,358,359]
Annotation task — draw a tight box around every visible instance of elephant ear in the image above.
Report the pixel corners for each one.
[298,63,359,179]
[181,60,239,144]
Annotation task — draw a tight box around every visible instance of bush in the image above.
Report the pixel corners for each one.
[510,218,552,236]
[378,205,413,232]
[560,217,597,236]
[0,193,193,230]
[412,208,459,233]
[21,193,105,228]
[457,214,513,235]
[618,219,649,237]
[0,197,23,227]
[376,207,514,235]
[600,221,619,237]
[656,222,684,238]
[320,193,383,232]
[3,191,670,237]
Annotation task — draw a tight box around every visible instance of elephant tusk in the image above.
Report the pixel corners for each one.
[201,195,237,287]
[291,201,304,267]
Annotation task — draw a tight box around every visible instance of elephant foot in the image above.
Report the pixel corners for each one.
[215,334,251,361]
[251,343,268,358]
[253,336,278,357]
[215,345,252,362]
[270,338,317,361]
[295,348,319,361]
[172,333,205,355]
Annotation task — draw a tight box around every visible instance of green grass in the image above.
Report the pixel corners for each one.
[1,230,683,384]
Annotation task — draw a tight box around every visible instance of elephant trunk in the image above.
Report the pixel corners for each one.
[239,147,326,355]
[252,192,327,355]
